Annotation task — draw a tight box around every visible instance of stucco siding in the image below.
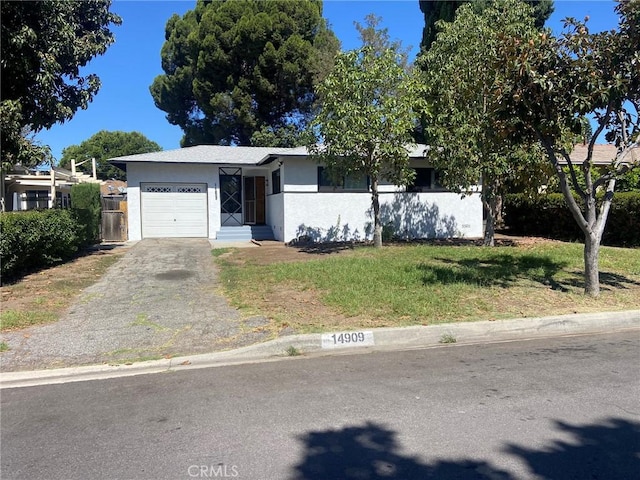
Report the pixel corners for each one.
[281,157,317,192]
[266,194,285,241]
[282,192,482,243]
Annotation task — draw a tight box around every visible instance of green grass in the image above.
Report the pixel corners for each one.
[129,313,169,331]
[0,341,9,352]
[0,310,57,330]
[285,345,302,356]
[439,333,457,344]
[211,248,233,257]
[216,242,640,332]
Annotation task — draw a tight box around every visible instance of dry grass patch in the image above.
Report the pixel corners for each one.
[1,247,127,331]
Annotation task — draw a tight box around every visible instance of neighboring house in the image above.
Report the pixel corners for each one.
[1,164,100,212]
[109,145,483,243]
[566,143,639,169]
[101,179,127,197]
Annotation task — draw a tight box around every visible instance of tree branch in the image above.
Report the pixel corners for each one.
[560,150,586,198]
[538,132,590,233]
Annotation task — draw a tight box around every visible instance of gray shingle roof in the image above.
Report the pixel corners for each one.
[109,145,294,165]
[109,143,433,166]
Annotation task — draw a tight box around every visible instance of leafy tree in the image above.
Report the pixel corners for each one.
[59,131,162,181]
[0,0,121,168]
[493,0,639,296]
[419,0,554,51]
[150,0,339,147]
[308,16,424,248]
[419,0,549,246]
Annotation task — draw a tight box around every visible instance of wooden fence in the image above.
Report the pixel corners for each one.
[101,196,127,242]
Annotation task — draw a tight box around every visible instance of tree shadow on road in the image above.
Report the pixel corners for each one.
[290,417,640,480]
[505,417,640,480]
[289,421,513,480]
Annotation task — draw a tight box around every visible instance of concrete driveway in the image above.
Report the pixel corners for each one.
[0,239,271,372]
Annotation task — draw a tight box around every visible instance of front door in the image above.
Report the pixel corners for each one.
[243,176,266,225]
[220,168,242,226]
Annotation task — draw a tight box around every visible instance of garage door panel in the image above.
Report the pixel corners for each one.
[141,184,208,238]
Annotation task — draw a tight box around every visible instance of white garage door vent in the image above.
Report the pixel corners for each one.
[143,184,205,193]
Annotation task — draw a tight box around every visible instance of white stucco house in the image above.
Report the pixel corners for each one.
[109,144,483,243]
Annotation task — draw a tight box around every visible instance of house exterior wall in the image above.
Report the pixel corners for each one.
[127,163,221,241]
[282,191,482,243]
[266,194,285,241]
[278,156,483,243]
[125,156,482,243]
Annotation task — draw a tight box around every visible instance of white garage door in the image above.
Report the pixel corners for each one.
[141,183,208,238]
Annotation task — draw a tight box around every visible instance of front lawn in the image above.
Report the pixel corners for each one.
[214,240,640,333]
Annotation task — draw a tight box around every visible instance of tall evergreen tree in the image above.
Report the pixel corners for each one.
[150,0,339,147]
[419,0,553,51]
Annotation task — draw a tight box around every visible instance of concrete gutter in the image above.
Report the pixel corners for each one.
[2,310,638,389]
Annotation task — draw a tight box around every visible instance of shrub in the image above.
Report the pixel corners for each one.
[503,192,640,247]
[71,183,101,245]
[604,192,640,247]
[0,209,80,280]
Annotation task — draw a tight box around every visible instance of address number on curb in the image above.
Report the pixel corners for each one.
[321,331,375,349]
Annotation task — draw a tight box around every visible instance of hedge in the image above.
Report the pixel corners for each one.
[71,183,101,245]
[503,192,640,247]
[0,209,81,280]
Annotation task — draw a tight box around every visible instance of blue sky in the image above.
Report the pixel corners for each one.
[36,0,621,163]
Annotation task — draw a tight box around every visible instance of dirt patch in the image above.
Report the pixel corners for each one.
[1,246,129,331]
[222,241,357,266]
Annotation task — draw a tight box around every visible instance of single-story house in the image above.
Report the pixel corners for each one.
[109,145,483,243]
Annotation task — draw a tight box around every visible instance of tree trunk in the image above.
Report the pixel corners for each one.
[584,234,600,297]
[371,177,382,248]
[483,202,495,247]
[482,178,498,247]
[495,195,504,229]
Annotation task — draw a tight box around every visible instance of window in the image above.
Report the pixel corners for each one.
[318,167,368,192]
[407,168,443,192]
[271,168,281,194]
[26,190,49,209]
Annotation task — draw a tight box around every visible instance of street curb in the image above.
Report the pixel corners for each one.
[1,310,638,389]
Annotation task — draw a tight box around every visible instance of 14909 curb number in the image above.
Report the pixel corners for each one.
[332,332,365,344]
[321,331,375,349]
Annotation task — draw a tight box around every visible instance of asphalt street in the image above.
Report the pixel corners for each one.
[2,331,639,480]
